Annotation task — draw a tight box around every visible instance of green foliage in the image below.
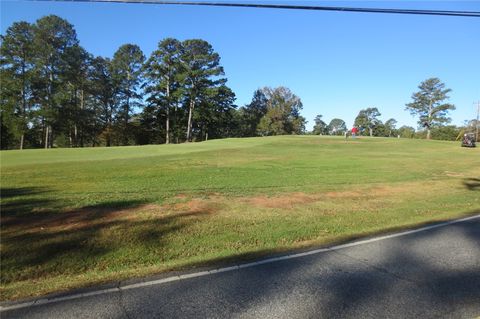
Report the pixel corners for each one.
[111,44,145,145]
[405,78,455,139]
[327,118,347,135]
[88,56,117,146]
[143,38,182,144]
[34,15,80,148]
[430,125,461,141]
[354,107,382,137]
[2,16,465,149]
[384,118,398,137]
[312,114,328,135]
[0,21,36,149]
[0,16,243,148]
[398,125,415,138]
[180,39,226,141]
[256,87,306,136]
[238,89,268,137]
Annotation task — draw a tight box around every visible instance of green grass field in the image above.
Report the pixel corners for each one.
[1,136,479,300]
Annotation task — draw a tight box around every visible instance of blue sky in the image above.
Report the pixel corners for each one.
[1,1,479,130]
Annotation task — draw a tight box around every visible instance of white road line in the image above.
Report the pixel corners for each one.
[1,214,479,312]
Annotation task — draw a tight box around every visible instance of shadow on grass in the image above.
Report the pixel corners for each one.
[115,210,480,319]
[1,187,54,221]
[1,185,479,317]
[463,177,480,191]
[0,187,214,290]
[1,187,48,199]
[164,208,480,271]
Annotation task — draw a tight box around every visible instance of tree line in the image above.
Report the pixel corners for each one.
[312,77,476,141]
[1,16,474,150]
[0,15,306,149]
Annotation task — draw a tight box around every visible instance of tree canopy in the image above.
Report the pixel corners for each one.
[0,16,466,148]
[312,114,328,135]
[354,107,381,137]
[405,78,455,139]
[327,118,347,136]
[256,87,306,136]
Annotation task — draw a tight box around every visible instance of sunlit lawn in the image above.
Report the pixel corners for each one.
[1,135,479,300]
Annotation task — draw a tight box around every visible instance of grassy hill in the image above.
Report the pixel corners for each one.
[1,136,479,300]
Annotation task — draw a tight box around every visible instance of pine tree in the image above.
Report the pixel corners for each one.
[405,78,455,140]
[34,15,80,148]
[0,21,36,149]
[180,39,225,142]
[143,38,182,144]
[111,44,145,145]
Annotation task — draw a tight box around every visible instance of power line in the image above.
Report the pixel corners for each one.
[29,0,480,18]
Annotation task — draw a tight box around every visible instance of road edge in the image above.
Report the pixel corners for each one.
[2,214,479,312]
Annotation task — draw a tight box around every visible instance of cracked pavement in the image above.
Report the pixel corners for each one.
[3,217,480,318]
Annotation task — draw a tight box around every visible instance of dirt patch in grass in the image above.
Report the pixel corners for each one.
[240,183,439,210]
[170,199,220,215]
[245,192,319,208]
[324,191,362,198]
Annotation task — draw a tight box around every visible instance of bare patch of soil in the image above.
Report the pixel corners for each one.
[245,192,319,209]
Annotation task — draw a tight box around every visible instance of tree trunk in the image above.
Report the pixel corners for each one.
[44,125,49,149]
[106,120,111,147]
[174,102,178,143]
[74,124,78,147]
[49,127,53,148]
[369,127,373,137]
[186,99,195,142]
[166,107,170,144]
[21,62,26,150]
[45,59,54,149]
[20,134,24,150]
[124,98,129,146]
[106,104,112,147]
[427,101,432,140]
[78,89,85,147]
[165,79,170,144]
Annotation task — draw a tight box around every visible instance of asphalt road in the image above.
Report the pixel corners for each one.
[3,216,480,319]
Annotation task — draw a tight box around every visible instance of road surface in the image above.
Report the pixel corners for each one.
[2,216,480,318]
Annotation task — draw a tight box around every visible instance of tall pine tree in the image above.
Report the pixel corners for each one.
[111,44,145,145]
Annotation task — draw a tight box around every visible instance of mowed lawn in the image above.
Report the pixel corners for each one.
[1,136,479,300]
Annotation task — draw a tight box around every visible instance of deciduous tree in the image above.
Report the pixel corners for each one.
[312,114,327,135]
[354,107,381,137]
[384,118,398,137]
[257,87,306,136]
[327,118,347,136]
